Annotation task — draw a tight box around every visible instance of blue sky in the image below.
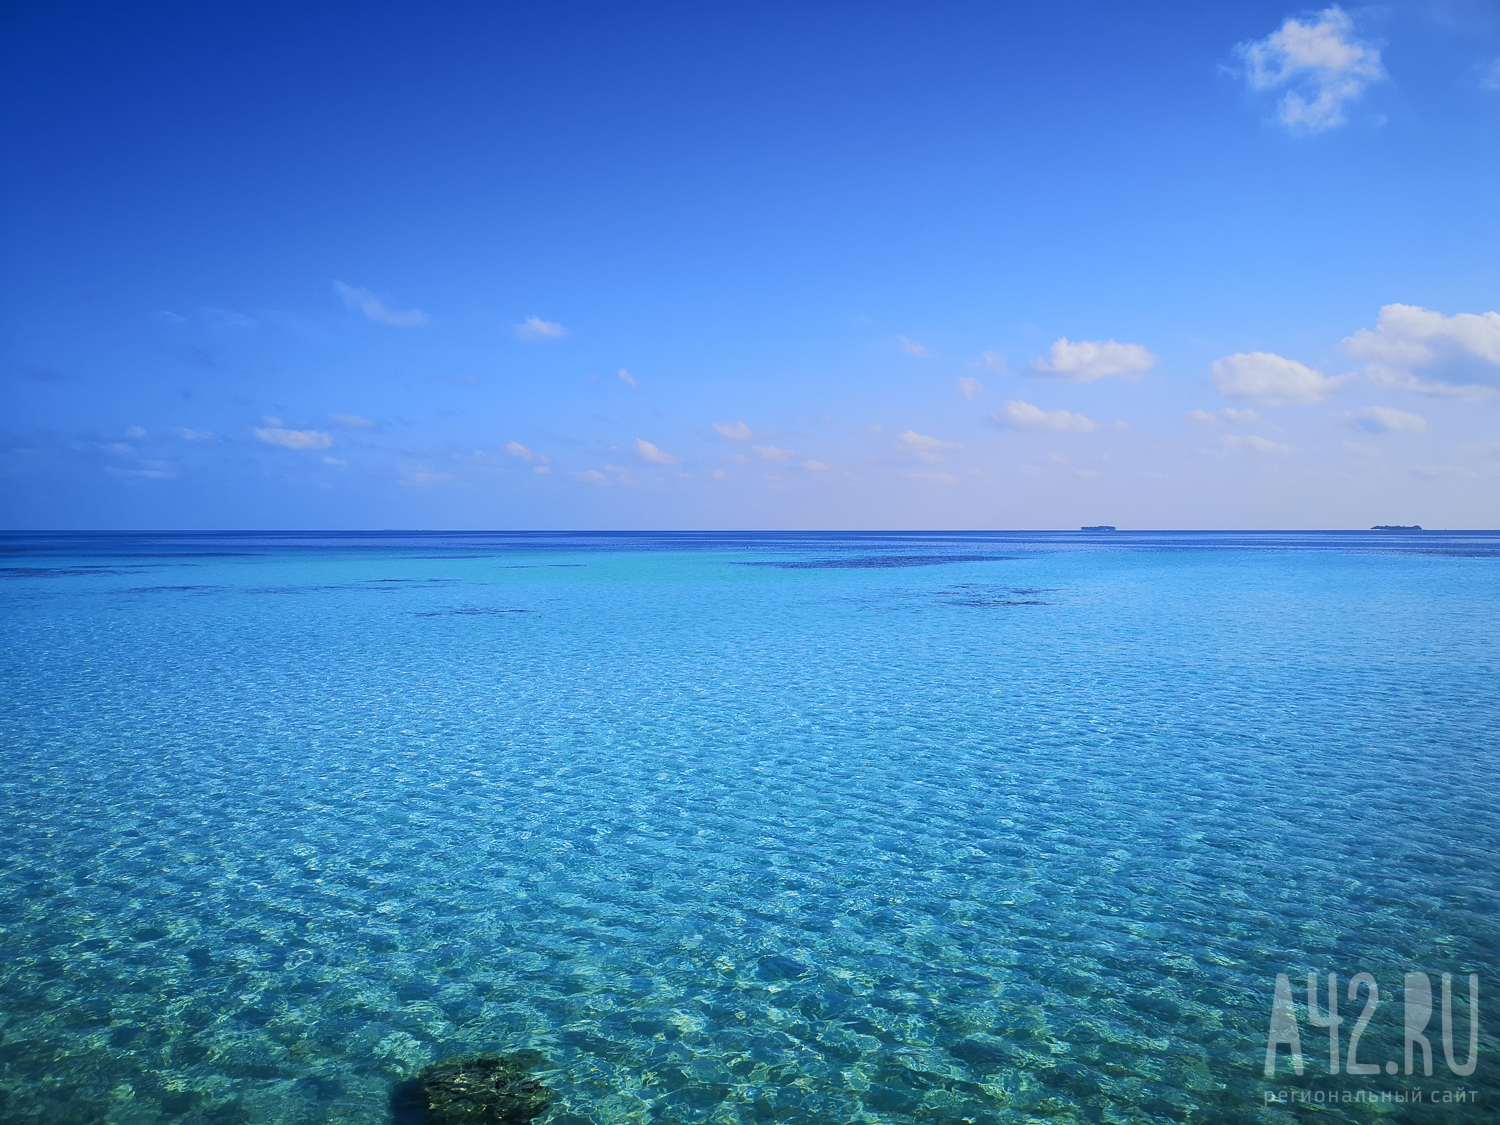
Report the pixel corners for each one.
[3,1,1499,529]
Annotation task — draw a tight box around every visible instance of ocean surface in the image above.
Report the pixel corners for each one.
[1,530,1495,1125]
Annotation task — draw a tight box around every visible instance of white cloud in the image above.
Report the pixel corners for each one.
[1412,464,1476,479]
[329,413,377,429]
[713,421,753,441]
[635,439,678,464]
[533,465,550,474]
[124,425,147,438]
[898,336,928,357]
[801,459,829,471]
[895,430,965,463]
[981,351,1008,372]
[333,281,430,328]
[904,471,955,485]
[254,427,332,450]
[106,464,174,480]
[1031,337,1156,382]
[404,469,453,484]
[573,470,608,483]
[174,428,218,442]
[1481,58,1500,91]
[1221,434,1292,454]
[1346,406,1426,433]
[711,469,726,479]
[1211,351,1347,405]
[515,316,567,341]
[959,376,988,400]
[996,400,1098,432]
[1235,7,1385,133]
[751,444,796,461]
[1186,407,1261,425]
[1341,304,1500,399]
[618,368,638,388]
[199,306,256,330]
[506,441,549,463]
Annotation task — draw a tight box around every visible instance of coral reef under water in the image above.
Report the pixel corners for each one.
[396,1052,551,1125]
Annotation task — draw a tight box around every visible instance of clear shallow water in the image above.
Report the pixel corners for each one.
[1,530,1496,1125]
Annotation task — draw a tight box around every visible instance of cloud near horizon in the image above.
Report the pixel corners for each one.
[997,400,1097,432]
[333,281,430,327]
[329,413,376,429]
[904,470,956,485]
[751,444,796,461]
[1235,7,1385,133]
[1031,337,1156,382]
[515,316,567,341]
[1186,407,1260,426]
[712,421,753,441]
[635,439,678,464]
[1211,351,1347,405]
[506,441,551,464]
[1220,434,1291,455]
[1346,406,1426,433]
[254,426,332,450]
[1341,304,1500,399]
[895,430,965,463]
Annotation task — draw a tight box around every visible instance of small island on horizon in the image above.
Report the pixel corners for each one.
[1371,525,1422,531]
[1081,525,1117,532]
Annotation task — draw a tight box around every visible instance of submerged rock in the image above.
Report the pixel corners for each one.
[406,1052,551,1124]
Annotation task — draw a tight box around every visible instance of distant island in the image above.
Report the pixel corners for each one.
[1081,525,1117,532]
[1371,525,1422,531]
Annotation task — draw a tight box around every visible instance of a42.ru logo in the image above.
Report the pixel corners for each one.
[1264,972,1479,1077]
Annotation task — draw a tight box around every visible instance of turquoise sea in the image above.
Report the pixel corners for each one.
[1,530,1495,1125]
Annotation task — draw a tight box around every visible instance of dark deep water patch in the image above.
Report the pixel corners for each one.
[941,583,1056,606]
[948,597,1051,606]
[413,608,531,617]
[742,554,1014,569]
[124,591,228,600]
[2,566,161,578]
